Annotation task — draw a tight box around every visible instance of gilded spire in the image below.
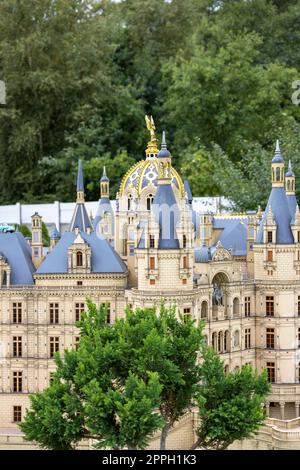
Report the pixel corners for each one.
[145,115,158,156]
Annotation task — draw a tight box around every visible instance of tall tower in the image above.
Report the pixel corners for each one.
[285,160,297,217]
[100,166,109,198]
[31,212,43,268]
[69,160,93,233]
[135,132,193,291]
[93,167,114,244]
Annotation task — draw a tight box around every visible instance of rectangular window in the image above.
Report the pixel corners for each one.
[266,328,275,349]
[267,231,273,243]
[298,296,300,317]
[150,279,155,285]
[245,328,251,349]
[13,371,22,393]
[267,250,273,262]
[267,362,275,383]
[13,336,22,357]
[298,231,300,243]
[182,279,187,285]
[149,256,155,270]
[129,244,135,256]
[149,235,155,249]
[101,303,111,324]
[49,303,59,324]
[266,296,274,317]
[183,308,191,323]
[77,281,83,286]
[183,256,188,269]
[13,406,22,423]
[244,297,251,317]
[75,336,80,351]
[75,303,85,322]
[34,247,39,258]
[49,337,59,358]
[183,235,187,248]
[298,328,300,348]
[12,302,22,324]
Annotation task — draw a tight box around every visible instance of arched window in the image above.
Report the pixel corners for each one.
[76,251,83,267]
[233,297,240,317]
[276,167,281,181]
[218,331,223,353]
[200,301,208,319]
[212,332,217,351]
[287,180,290,190]
[224,330,230,353]
[128,194,133,211]
[183,234,187,248]
[233,330,240,347]
[147,194,154,211]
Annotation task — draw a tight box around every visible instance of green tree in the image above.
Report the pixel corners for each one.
[21,301,270,450]
[18,224,31,239]
[192,347,270,450]
[21,301,164,450]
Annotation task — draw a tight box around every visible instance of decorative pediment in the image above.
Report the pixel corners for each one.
[212,241,232,262]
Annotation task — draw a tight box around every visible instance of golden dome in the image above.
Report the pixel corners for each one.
[119,158,185,197]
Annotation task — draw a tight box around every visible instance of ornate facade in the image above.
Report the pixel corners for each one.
[1,117,300,448]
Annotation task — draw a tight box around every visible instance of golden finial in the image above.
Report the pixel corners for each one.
[145,115,158,156]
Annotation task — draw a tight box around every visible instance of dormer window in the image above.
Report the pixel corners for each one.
[149,235,155,248]
[76,251,83,267]
[267,231,273,243]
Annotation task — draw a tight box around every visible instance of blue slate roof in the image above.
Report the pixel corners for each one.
[255,187,294,244]
[36,231,127,275]
[287,194,297,220]
[211,218,248,256]
[152,183,180,249]
[195,245,211,263]
[0,232,35,284]
[50,226,60,240]
[93,197,114,231]
[69,203,93,233]
[184,178,193,204]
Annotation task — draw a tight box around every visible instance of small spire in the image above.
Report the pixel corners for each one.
[101,166,109,182]
[275,139,280,154]
[288,160,292,172]
[161,131,167,149]
[77,159,84,192]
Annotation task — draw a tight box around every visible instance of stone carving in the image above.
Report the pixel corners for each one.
[212,240,232,262]
[213,283,223,306]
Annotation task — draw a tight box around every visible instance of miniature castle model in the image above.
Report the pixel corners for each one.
[1,117,300,449]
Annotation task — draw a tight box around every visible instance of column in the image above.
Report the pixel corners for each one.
[295,402,300,418]
[280,402,285,420]
[265,402,270,417]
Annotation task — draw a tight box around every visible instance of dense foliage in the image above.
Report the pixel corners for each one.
[20,301,269,450]
[1,1,299,209]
